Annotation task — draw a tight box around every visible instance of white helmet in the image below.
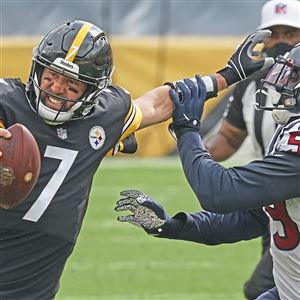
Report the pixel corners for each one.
[256,43,300,125]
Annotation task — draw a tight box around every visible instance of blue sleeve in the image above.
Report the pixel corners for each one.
[159,208,269,245]
[177,132,300,213]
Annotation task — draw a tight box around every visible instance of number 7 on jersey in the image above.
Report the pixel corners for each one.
[23,146,78,222]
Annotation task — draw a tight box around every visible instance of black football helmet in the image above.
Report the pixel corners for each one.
[256,43,300,125]
[26,20,113,124]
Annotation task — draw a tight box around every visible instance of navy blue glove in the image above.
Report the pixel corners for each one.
[218,30,275,86]
[169,75,207,140]
[115,190,170,235]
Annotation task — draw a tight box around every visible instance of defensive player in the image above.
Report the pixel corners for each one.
[204,1,300,298]
[0,20,272,298]
[115,44,300,299]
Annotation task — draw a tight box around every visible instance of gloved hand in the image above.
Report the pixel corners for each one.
[107,133,138,156]
[120,133,138,154]
[217,30,275,86]
[168,75,207,140]
[114,190,170,235]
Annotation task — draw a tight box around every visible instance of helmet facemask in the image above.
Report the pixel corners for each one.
[256,52,300,125]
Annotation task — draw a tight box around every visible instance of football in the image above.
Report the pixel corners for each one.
[0,123,41,209]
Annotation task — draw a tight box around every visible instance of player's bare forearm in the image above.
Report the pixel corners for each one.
[215,73,228,92]
[135,73,227,130]
[205,133,236,161]
[205,121,247,161]
[135,85,173,129]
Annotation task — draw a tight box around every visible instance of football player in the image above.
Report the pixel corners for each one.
[204,1,300,298]
[0,20,272,298]
[115,44,300,299]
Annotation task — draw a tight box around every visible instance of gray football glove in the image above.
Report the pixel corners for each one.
[114,190,169,235]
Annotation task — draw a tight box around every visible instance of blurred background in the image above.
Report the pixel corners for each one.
[1,0,268,158]
[1,1,264,36]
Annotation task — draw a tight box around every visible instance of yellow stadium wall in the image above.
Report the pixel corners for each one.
[0,36,243,156]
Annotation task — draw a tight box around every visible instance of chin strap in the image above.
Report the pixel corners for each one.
[272,109,298,125]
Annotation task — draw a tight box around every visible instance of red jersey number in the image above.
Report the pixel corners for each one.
[265,201,300,251]
[288,131,300,154]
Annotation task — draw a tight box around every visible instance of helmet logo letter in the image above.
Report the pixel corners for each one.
[65,45,79,62]
[65,22,93,62]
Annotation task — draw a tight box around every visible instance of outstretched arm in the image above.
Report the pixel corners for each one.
[135,74,227,129]
[135,30,274,129]
[178,133,300,213]
[168,74,300,213]
[114,190,269,244]
[160,209,268,245]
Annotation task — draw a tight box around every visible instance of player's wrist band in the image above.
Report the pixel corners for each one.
[201,75,218,99]
[164,75,218,100]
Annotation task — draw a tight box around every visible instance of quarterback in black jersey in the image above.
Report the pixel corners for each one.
[116,44,300,300]
[0,20,272,298]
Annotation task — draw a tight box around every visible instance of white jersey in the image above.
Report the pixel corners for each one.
[265,119,300,300]
[240,80,275,156]
[225,71,276,157]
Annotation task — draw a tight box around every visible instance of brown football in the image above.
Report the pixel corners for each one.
[0,123,41,209]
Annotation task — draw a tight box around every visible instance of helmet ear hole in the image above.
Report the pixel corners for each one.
[95,32,106,42]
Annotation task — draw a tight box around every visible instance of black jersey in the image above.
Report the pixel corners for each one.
[0,78,140,299]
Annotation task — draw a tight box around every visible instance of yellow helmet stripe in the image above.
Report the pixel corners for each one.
[65,22,93,62]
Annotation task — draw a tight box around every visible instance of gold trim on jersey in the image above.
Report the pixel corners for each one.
[121,102,142,141]
[65,22,93,62]
[106,143,121,157]
[106,102,142,156]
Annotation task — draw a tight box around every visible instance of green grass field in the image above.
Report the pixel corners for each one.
[56,157,261,300]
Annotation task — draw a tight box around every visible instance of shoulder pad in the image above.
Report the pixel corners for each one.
[268,118,300,156]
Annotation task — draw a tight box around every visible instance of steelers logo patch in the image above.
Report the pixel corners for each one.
[89,126,106,150]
